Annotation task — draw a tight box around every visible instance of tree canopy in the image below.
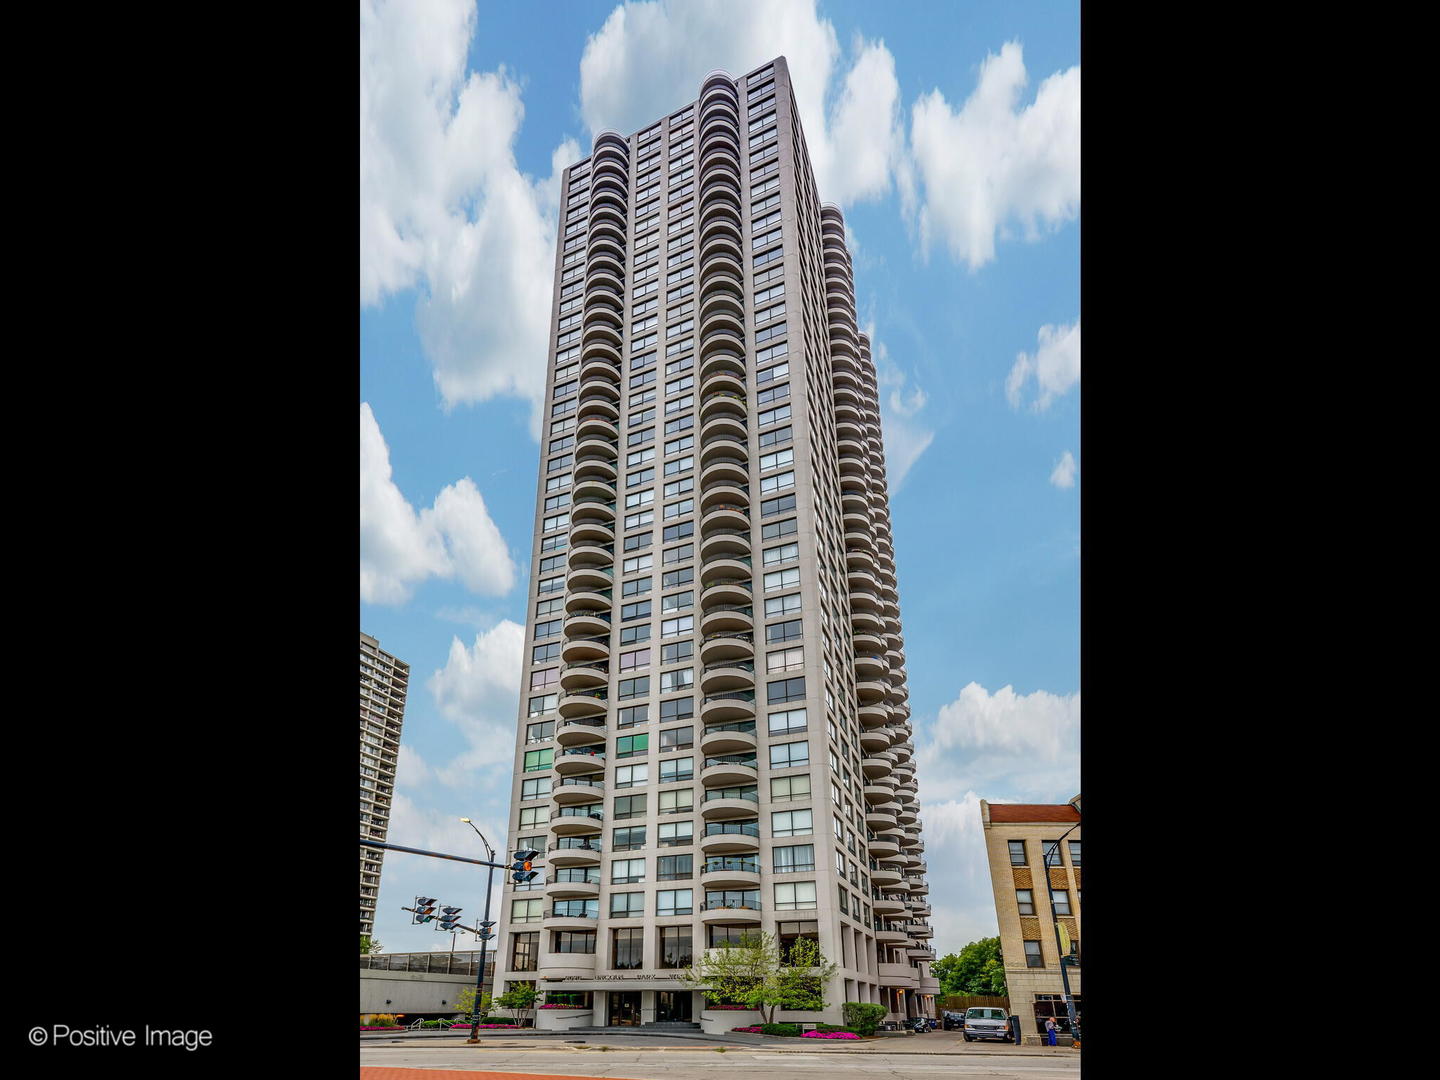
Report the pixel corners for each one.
[681,931,839,1024]
[931,937,1006,996]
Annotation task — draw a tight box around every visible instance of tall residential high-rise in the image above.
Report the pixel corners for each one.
[979,797,1082,1044]
[497,57,935,1030]
[360,631,409,938]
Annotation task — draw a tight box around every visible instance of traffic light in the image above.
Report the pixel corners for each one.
[438,906,463,931]
[511,848,540,884]
[477,920,496,941]
[413,897,438,924]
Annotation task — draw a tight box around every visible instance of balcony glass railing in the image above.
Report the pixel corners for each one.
[704,821,760,837]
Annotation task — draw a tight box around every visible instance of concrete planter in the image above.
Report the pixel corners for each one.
[699,1008,762,1035]
[536,1009,595,1031]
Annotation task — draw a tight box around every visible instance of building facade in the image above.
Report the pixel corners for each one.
[979,797,1082,1044]
[495,57,935,1030]
[360,631,410,937]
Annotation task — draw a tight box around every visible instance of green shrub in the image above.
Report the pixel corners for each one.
[761,1023,802,1037]
[368,1014,396,1027]
[815,1023,859,1034]
[842,1002,887,1036]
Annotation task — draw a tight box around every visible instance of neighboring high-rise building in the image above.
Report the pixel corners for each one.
[979,796,1082,1044]
[496,57,935,1029]
[360,631,409,938]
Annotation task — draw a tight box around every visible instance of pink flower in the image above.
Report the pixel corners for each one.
[801,1031,861,1040]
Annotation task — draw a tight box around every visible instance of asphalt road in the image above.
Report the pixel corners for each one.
[358,1041,1082,1080]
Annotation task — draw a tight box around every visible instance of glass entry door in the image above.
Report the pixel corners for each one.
[656,990,692,1022]
[608,991,641,1026]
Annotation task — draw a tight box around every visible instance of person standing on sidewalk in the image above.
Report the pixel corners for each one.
[1045,1016,1057,1046]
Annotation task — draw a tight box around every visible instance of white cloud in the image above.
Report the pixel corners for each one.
[1007,319,1081,410]
[1050,450,1077,489]
[908,41,1080,269]
[360,0,578,432]
[578,1,904,207]
[361,403,518,605]
[427,621,526,787]
[869,328,935,489]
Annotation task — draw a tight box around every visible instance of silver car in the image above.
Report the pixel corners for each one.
[962,1007,1010,1042]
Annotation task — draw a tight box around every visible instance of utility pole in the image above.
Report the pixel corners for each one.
[1042,813,1082,1046]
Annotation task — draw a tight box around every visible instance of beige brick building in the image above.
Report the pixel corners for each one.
[980,797,1081,1044]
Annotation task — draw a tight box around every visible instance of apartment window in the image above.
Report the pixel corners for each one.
[519,806,549,829]
[613,794,647,821]
[523,748,553,772]
[760,515,797,541]
[657,853,693,880]
[528,693,558,717]
[661,565,694,589]
[837,887,849,915]
[660,697,695,723]
[1050,889,1072,916]
[772,809,812,837]
[617,705,648,729]
[616,733,649,758]
[615,764,648,788]
[520,777,551,800]
[766,648,804,674]
[660,668,694,693]
[529,668,558,690]
[661,615,694,638]
[659,756,695,783]
[610,892,645,919]
[1068,840,1082,866]
[658,820,693,846]
[660,640,694,665]
[1016,889,1035,916]
[621,601,652,623]
[511,932,539,972]
[764,593,802,618]
[619,625,651,647]
[618,677,650,701]
[766,619,802,644]
[764,567,801,592]
[767,677,805,705]
[761,493,796,518]
[611,858,646,884]
[773,844,815,874]
[1024,941,1045,968]
[659,788,694,815]
[1008,840,1027,866]
[660,925,693,968]
[510,898,543,924]
[769,741,809,770]
[525,721,554,743]
[763,541,798,566]
[613,827,647,852]
[612,927,644,969]
[619,647,651,672]
[663,543,693,565]
[552,930,596,954]
[660,726,694,751]
[770,774,810,802]
[531,642,561,664]
[774,881,817,910]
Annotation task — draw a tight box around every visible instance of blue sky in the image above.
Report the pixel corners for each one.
[360,0,1079,962]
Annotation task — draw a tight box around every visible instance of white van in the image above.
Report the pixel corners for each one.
[961,1007,1010,1042]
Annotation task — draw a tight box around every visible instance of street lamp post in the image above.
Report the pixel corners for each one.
[1042,812,1082,1047]
[459,818,497,1045]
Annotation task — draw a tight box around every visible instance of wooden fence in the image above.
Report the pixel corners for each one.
[938,994,1011,1013]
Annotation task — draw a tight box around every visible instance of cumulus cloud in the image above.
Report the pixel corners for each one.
[427,621,526,787]
[869,329,935,489]
[579,1,904,207]
[1050,450,1077,489]
[360,403,518,605]
[360,0,579,431]
[1006,319,1081,410]
[908,41,1080,268]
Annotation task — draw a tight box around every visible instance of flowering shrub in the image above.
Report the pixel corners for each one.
[359,1026,405,1031]
[802,1030,861,1040]
[707,1004,759,1011]
[730,1026,765,1033]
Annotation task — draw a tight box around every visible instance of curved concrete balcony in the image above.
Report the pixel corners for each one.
[854,653,887,680]
[877,962,918,988]
[564,588,612,615]
[546,844,601,868]
[844,528,875,552]
[870,866,903,887]
[571,455,617,483]
[907,946,935,961]
[838,454,867,478]
[699,723,757,756]
[700,579,752,609]
[698,370,746,403]
[699,348,747,382]
[700,756,758,788]
[697,284,744,323]
[700,505,750,537]
[699,902,762,926]
[573,432,618,460]
[552,777,605,806]
[574,414,619,441]
[562,608,611,639]
[698,431,748,468]
[890,743,913,764]
[575,395,620,423]
[558,664,608,693]
[698,528,751,561]
[698,604,753,637]
[545,878,600,900]
[859,728,891,754]
[698,482,749,513]
[699,826,760,855]
[873,897,907,916]
[896,807,918,826]
[557,690,607,720]
[875,927,909,945]
[856,679,889,705]
[909,903,932,918]
[699,391,747,423]
[699,862,761,890]
[700,693,756,726]
[583,265,624,297]
[699,660,755,694]
[867,836,900,858]
[536,958,597,979]
[566,524,616,550]
[565,563,613,593]
[553,747,606,776]
[861,755,895,780]
[560,634,609,664]
[699,630,754,665]
[699,791,759,821]
[863,783,895,805]
[550,809,604,837]
[555,716,608,744]
[857,703,889,728]
[569,496,616,525]
[865,806,898,831]
[699,455,750,489]
[579,345,622,378]
[542,913,600,934]
[832,384,860,408]
[907,878,929,896]
[840,489,868,514]
[849,588,882,616]
[698,414,747,447]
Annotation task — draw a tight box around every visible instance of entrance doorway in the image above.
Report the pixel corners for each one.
[608,991,641,1026]
[655,990,692,1022]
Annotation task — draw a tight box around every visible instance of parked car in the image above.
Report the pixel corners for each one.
[942,1011,964,1030]
[961,1007,1011,1042]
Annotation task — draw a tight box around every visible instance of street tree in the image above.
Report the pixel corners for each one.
[360,935,384,954]
[932,937,1006,996]
[494,983,539,1026]
[681,931,838,1024]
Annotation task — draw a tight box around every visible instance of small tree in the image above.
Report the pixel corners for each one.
[682,931,838,1025]
[453,986,492,1020]
[360,935,384,954]
[494,983,539,1026]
